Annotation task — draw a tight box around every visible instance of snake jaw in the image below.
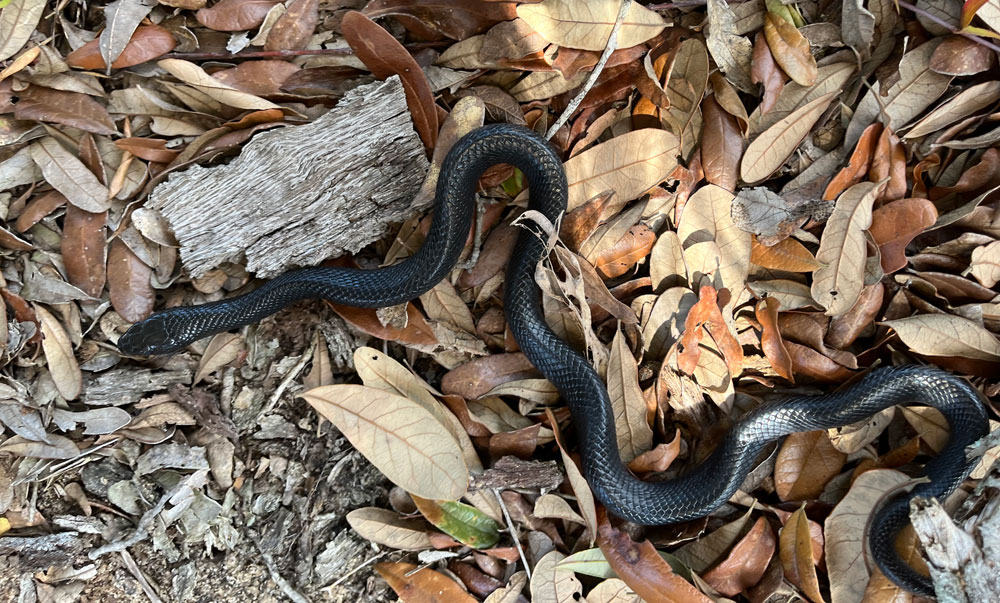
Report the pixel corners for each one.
[118,314,186,356]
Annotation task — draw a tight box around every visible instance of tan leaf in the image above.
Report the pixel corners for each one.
[778,506,825,603]
[748,62,855,136]
[775,431,847,501]
[676,184,751,295]
[811,181,882,316]
[747,279,817,310]
[905,80,1000,139]
[530,551,584,603]
[664,38,709,160]
[533,494,587,526]
[108,238,155,324]
[30,138,110,213]
[970,239,1000,287]
[564,128,679,211]
[516,0,666,51]
[825,469,911,603]
[0,0,46,62]
[763,12,817,86]
[587,578,642,603]
[346,507,432,551]
[35,305,81,400]
[649,231,685,293]
[420,280,476,335]
[883,313,1000,361]
[194,333,244,383]
[301,384,469,500]
[705,0,754,92]
[845,41,952,149]
[607,327,653,463]
[509,70,587,102]
[158,58,283,111]
[592,224,656,279]
[741,92,836,184]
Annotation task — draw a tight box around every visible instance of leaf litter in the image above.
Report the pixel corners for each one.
[0,0,999,601]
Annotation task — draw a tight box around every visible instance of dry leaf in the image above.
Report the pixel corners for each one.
[516,0,666,51]
[741,92,836,184]
[763,12,817,86]
[377,562,477,603]
[775,431,847,501]
[701,516,776,596]
[35,305,81,400]
[883,314,1000,361]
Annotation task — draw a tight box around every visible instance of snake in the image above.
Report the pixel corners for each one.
[118,123,989,596]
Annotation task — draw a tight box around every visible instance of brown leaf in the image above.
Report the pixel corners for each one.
[596,509,712,603]
[114,138,180,164]
[264,0,318,51]
[751,31,785,115]
[778,506,825,603]
[364,0,517,40]
[929,35,994,76]
[929,147,1000,200]
[15,191,68,234]
[61,206,107,298]
[448,561,503,600]
[376,562,477,603]
[196,0,281,32]
[763,12,817,87]
[869,127,907,202]
[66,24,176,70]
[107,239,155,323]
[592,224,656,279]
[628,430,682,474]
[756,297,793,381]
[560,191,615,253]
[342,11,438,149]
[701,93,743,192]
[751,236,821,272]
[823,122,882,201]
[702,516,776,596]
[869,198,937,274]
[775,430,847,501]
[786,341,854,382]
[212,60,302,96]
[441,353,538,399]
[327,302,437,346]
[15,86,116,136]
[825,283,883,350]
[36,304,82,400]
[678,286,743,378]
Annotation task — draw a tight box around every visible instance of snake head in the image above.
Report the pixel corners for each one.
[118,312,188,356]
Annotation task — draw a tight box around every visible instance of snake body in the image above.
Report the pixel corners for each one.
[119,124,989,596]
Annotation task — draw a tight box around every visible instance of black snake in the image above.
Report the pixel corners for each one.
[118,124,989,596]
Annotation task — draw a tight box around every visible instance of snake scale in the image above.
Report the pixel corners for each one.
[118,124,989,596]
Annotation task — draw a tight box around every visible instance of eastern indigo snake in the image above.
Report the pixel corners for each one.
[118,123,989,596]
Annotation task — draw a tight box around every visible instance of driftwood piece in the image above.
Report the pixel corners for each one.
[148,76,429,278]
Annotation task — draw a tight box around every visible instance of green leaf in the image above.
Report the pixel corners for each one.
[412,495,501,549]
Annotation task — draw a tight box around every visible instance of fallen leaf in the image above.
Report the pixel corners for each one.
[751,31,785,115]
[67,24,176,70]
[328,302,437,346]
[905,80,1000,139]
[756,297,793,381]
[411,496,500,549]
[702,516,776,596]
[0,0,46,63]
[35,305,81,400]
[701,93,743,192]
[16,86,117,136]
[196,0,280,31]
[970,240,1000,288]
[741,92,837,184]
[346,507,432,551]
[705,0,754,92]
[883,313,1000,361]
[869,198,938,273]
[593,224,656,279]
[517,0,666,51]
[824,122,882,201]
[364,0,517,41]
[751,236,821,272]
[607,327,653,462]
[108,238,155,323]
[775,431,846,501]
[30,138,111,212]
[763,12,817,86]
[531,550,585,603]
[301,384,469,500]
[61,205,107,298]
[778,506,825,603]
[376,562,477,603]
[929,35,994,75]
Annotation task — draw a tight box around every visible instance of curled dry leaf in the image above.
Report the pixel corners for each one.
[342,11,437,149]
[114,138,181,163]
[301,384,469,500]
[811,181,883,316]
[775,430,846,501]
[756,297,793,381]
[701,516,776,597]
[970,240,1000,288]
[376,562,477,603]
[678,285,743,378]
[705,0,754,92]
[868,198,938,274]
[516,0,666,51]
[741,92,836,184]
[66,24,176,70]
[194,332,244,383]
[750,236,820,272]
[593,224,656,279]
[762,12,817,87]
[607,328,653,463]
[824,122,882,201]
[751,31,785,116]
[35,305,82,400]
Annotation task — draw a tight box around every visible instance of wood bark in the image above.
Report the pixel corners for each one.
[148,76,429,278]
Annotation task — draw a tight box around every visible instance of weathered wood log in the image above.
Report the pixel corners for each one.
[148,76,429,278]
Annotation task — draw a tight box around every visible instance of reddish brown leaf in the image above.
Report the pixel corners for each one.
[678,286,744,377]
[196,0,281,31]
[702,516,776,596]
[376,562,477,603]
[114,138,180,164]
[751,31,785,114]
[593,224,656,279]
[930,35,994,75]
[441,353,538,399]
[775,430,846,501]
[364,0,517,40]
[447,561,503,600]
[756,297,793,381]
[869,198,938,273]
[0,226,32,251]
[559,191,615,253]
[750,236,821,272]
[489,423,540,459]
[785,341,854,382]
[596,508,712,603]
[826,283,883,350]
[0,289,40,343]
[14,86,116,136]
[62,206,107,298]
[66,25,176,70]
[763,12,817,86]
[15,191,68,234]
[264,0,318,51]
[628,430,681,474]
[824,122,882,201]
[929,147,1000,200]
[342,11,438,148]
[869,126,907,202]
[327,302,437,346]
[701,94,743,192]
[440,394,492,438]
[108,239,155,323]
[213,60,302,96]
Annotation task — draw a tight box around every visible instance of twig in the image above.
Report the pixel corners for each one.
[162,42,445,62]
[323,549,389,593]
[249,531,312,603]
[493,488,532,580]
[88,483,174,559]
[896,0,1000,54]
[120,549,165,603]
[264,346,313,414]
[545,0,634,140]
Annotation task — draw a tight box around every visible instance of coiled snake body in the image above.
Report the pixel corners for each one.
[119,124,989,596]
